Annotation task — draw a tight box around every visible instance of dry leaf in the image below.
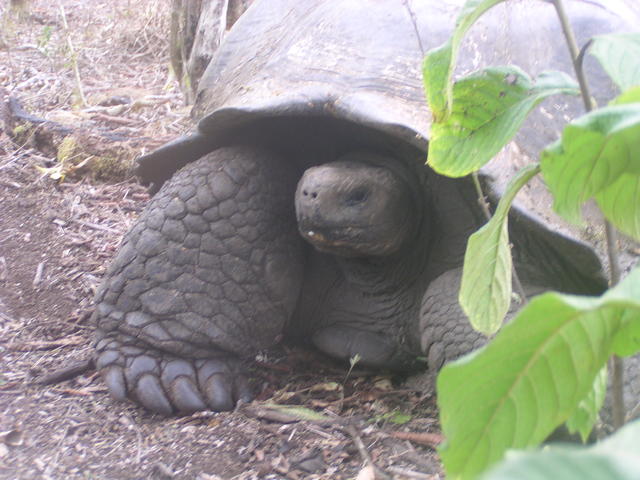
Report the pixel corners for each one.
[1,429,23,447]
[355,464,376,480]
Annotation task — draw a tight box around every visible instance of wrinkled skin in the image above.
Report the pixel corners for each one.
[93,146,490,414]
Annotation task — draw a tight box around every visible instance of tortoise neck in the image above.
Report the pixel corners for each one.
[334,210,432,294]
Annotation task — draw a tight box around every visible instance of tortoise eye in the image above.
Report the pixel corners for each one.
[346,188,368,206]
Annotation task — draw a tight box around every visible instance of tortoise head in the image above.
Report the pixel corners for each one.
[295,152,421,258]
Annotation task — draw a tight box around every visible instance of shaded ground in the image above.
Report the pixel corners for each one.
[0,2,443,478]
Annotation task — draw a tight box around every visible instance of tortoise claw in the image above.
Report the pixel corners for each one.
[202,373,235,411]
[169,376,208,413]
[95,335,252,415]
[103,365,127,401]
[136,374,174,415]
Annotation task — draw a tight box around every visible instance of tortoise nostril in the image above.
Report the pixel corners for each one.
[301,189,319,200]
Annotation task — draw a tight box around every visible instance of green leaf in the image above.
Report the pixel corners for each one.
[379,411,412,425]
[437,267,640,480]
[565,366,607,443]
[540,103,640,225]
[423,0,507,120]
[481,419,640,480]
[427,68,578,177]
[459,164,541,335]
[595,173,640,241]
[262,404,332,422]
[612,310,640,357]
[610,86,640,106]
[589,33,640,92]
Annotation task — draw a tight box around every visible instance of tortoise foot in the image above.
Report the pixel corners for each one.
[95,333,252,415]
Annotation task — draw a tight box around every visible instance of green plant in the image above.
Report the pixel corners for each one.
[36,25,53,55]
[422,1,640,478]
[481,419,640,480]
[344,353,361,384]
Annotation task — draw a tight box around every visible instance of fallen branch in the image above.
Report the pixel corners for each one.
[389,431,443,448]
[36,357,95,385]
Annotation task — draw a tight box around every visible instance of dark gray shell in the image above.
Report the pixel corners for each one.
[138,0,640,291]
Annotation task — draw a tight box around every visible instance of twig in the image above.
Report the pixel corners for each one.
[627,399,640,422]
[471,172,492,220]
[72,219,120,234]
[8,336,85,351]
[551,0,625,429]
[604,221,622,286]
[32,261,44,287]
[46,413,71,477]
[605,223,623,430]
[0,256,7,281]
[91,113,138,126]
[387,467,434,480]
[57,1,87,107]
[552,1,595,111]
[389,430,443,448]
[0,310,16,323]
[36,358,95,385]
[611,355,625,428]
[345,425,392,480]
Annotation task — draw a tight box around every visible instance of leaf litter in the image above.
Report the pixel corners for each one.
[0,0,444,478]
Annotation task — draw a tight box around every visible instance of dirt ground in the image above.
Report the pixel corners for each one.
[0,2,443,479]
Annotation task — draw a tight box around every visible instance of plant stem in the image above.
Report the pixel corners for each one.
[611,356,625,428]
[471,172,528,304]
[551,0,595,111]
[58,1,87,107]
[604,221,622,286]
[551,0,625,430]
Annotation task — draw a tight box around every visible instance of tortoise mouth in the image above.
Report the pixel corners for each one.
[298,224,397,257]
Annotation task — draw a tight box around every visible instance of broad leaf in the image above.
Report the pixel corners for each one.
[565,366,607,442]
[427,68,578,177]
[610,86,640,106]
[481,419,640,480]
[589,33,640,92]
[423,0,506,120]
[595,173,640,241]
[438,267,640,480]
[612,310,640,357]
[459,164,540,335]
[540,104,640,226]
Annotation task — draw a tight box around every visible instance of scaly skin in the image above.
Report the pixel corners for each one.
[93,146,305,414]
[93,147,492,414]
[294,157,488,372]
[419,268,489,370]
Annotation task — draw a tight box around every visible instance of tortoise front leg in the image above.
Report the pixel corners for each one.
[93,146,305,414]
[419,268,488,371]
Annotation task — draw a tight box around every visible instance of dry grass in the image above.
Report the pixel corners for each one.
[1,0,189,184]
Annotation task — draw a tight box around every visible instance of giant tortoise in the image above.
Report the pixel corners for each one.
[92,0,639,415]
